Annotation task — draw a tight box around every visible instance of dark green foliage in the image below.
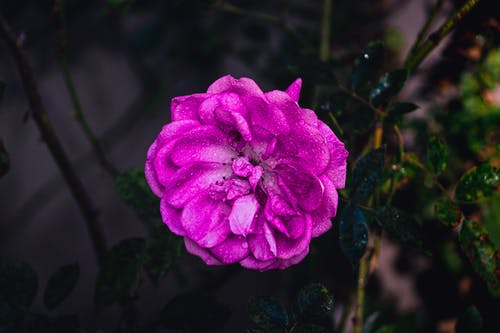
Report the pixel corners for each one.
[459,219,500,298]
[292,323,331,333]
[142,226,182,285]
[455,163,500,201]
[385,102,419,123]
[351,41,385,92]
[427,137,447,175]
[374,325,397,333]
[455,306,484,333]
[116,168,160,219]
[0,262,37,308]
[374,206,423,250]
[248,296,288,333]
[44,263,79,310]
[339,205,369,266]
[369,69,408,106]
[350,147,386,201]
[435,198,462,228]
[95,238,146,308]
[161,292,231,332]
[292,283,333,323]
[0,141,8,178]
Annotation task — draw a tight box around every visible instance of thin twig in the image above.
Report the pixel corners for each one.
[405,0,481,72]
[0,13,106,265]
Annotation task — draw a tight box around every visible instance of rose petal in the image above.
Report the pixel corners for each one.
[285,78,302,102]
[239,255,276,271]
[311,175,338,237]
[184,238,223,266]
[181,195,231,248]
[171,94,206,121]
[274,214,312,259]
[267,248,310,270]
[232,157,254,177]
[160,198,186,236]
[317,121,348,188]
[229,194,259,237]
[207,75,266,100]
[209,235,249,264]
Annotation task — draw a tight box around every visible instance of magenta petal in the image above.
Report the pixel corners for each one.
[171,94,206,121]
[285,78,302,102]
[164,162,231,208]
[247,232,275,261]
[317,121,348,188]
[145,142,164,197]
[170,125,235,166]
[232,157,254,177]
[207,75,266,99]
[214,107,252,142]
[160,198,186,236]
[269,248,310,270]
[274,214,312,259]
[184,238,223,266]
[311,175,338,237]
[210,235,249,264]
[239,255,276,271]
[229,195,259,237]
[289,123,330,175]
[248,96,290,135]
[181,195,231,248]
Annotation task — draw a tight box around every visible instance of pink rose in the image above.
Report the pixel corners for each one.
[145,75,347,271]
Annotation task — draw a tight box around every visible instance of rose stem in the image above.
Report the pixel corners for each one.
[0,13,107,265]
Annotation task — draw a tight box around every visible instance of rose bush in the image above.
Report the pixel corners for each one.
[145,75,348,271]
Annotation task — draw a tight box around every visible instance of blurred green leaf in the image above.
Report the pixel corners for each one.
[248,296,288,332]
[459,219,500,298]
[455,306,484,333]
[339,205,369,267]
[386,102,418,123]
[0,140,8,178]
[95,238,145,308]
[455,163,500,201]
[369,69,408,106]
[142,227,182,285]
[293,283,333,323]
[374,206,423,250]
[427,137,447,175]
[292,323,331,333]
[0,262,38,308]
[161,292,231,332]
[374,324,397,333]
[351,41,385,92]
[482,193,500,251]
[435,198,462,228]
[44,263,79,310]
[351,147,386,201]
[116,168,160,219]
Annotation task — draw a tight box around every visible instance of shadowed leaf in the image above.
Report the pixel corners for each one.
[351,147,386,201]
[369,69,408,106]
[293,283,333,323]
[427,137,447,174]
[435,198,462,228]
[44,263,79,310]
[248,296,288,332]
[374,206,423,250]
[386,102,418,123]
[339,205,369,267]
[116,168,160,219]
[351,41,385,92]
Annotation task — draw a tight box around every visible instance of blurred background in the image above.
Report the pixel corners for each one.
[0,0,499,332]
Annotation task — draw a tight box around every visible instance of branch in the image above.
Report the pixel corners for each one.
[405,0,481,72]
[0,13,106,265]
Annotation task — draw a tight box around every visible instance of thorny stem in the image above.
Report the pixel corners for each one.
[405,0,481,72]
[0,13,106,265]
[54,0,119,178]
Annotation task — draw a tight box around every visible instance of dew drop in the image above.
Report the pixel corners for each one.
[241,242,248,249]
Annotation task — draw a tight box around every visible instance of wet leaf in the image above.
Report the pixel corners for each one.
[374,206,423,250]
[455,163,500,201]
[369,69,408,106]
[116,168,160,219]
[161,292,231,332]
[95,238,146,308]
[248,296,288,332]
[455,306,484,333]
[435,198,462,228]
[0,261,38,308]
[44,263,79,310]
[351,147,386,201]
[427,137,447,175]
[339,205,369,267]
[459,219,500,298]
[351,41,385,92]
[293,283,333,323]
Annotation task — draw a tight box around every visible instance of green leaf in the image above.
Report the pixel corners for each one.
[0,261,38,308]
[44,263,80,310]
[386,102,418,123]
[0,140,9,178]
[374,206,423,250]
[455,163,500,201]
[427,137,447,174]
[369,69,408,106]
[482,193,500,251]
[350,147,386,201]
[142,226,182,285]
[459,219,500,298]
[95,238,145,308]
[455,306,484,333]
[351,41,385,92]
[116,168,160,219]
[339,205,369,267]
[292,323,331,333]
[248,296,288,332]
[161,292,231,332]
[435,198,462,228]
[293,283,333,323]
[374,324,397,333]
